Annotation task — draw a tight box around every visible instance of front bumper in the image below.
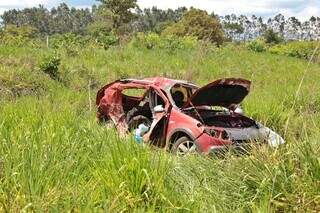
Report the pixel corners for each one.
[195,126,285,154]
[208,143,255,156]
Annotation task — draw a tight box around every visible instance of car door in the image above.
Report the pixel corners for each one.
[145,89,171,148]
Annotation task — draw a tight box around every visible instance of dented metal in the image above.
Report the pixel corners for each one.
[96,77,285,154]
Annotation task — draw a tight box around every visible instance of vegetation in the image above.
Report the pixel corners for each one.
[1,3,93,36]
[38,53,61,80]
[162,8,225,45]
[263,29,284,44]
[269,41,320,61]
[246,37,320,63]
[0,1,319,211]
[97,0,138,30]
[130,33,198,51]
[1,2,319,41]
[246,38,267,52]
[0,25,39,46]
[0,36,319,211]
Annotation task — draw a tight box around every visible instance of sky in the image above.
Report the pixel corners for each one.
[0,0,319,21]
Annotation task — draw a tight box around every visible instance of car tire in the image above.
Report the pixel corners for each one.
[171,136,198,156]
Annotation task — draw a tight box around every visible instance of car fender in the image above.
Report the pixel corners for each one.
[167,128,199,142]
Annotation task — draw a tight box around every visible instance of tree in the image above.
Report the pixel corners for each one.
[2,24,38,38]
[1,4,93,36]
[268,14,285,36]
[284,17,301,40]
[132,7,187,33]
[1,6,50,35]
[263,29,283,44]
[162,8,225,45]
[97,0,138,30]
[86,4,113,37]
[224,22,244,41]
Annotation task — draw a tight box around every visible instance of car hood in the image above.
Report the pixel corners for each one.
[183,78,251,109]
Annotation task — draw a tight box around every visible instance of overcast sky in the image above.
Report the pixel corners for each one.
[0,0,319,21]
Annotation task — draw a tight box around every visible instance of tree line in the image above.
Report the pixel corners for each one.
[222,14,320,41]
[0,0,319,42]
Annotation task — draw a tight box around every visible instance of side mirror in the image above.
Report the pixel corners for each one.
[154,105,165,113]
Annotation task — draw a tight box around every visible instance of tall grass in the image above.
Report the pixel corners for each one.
[0,42,319,211]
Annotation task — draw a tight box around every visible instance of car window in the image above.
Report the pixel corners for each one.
[148,90,165,108]
[170,84,195,107]
[122,88,147,98]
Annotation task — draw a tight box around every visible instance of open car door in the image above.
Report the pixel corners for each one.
[143,89,171,148]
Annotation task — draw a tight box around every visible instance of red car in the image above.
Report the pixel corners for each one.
[96,77,284,155]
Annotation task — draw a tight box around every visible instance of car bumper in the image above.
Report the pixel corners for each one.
[208,143,254,156]
[196,126,285,154]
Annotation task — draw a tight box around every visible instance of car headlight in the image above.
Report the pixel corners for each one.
[204,129,229,140]
[258,124,285,147]
[221,130,229,140]
[204,128,218,137]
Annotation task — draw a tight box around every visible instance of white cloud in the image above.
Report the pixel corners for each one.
[0,0,49,7]
[0,0,63,12]
[0,0,63,15]
[74,5,92,10]
[137,0,320,20]
[0,0,318,20]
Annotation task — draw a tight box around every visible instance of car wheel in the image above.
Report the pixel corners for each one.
[127,115,151,132]
[172,136,198,156]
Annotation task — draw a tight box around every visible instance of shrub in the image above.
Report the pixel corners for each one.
[246,38,267,52]
[263,29,284,44]
[96,33,119,49]
[39,54,61,80]
[50,33,85,49]
[85,20,119,49]
[50,32,119,50]
[0,25,39,47]
[269,41,320,61]
[144,33,161,49]
[130,33,198,51]
[160,35,198,51]
[162,8,226,46]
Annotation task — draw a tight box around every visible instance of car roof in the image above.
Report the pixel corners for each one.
[120,77,198,90]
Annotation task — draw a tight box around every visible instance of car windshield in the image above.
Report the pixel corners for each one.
[170,84,197,108]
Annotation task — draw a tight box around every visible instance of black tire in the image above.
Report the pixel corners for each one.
[127,115,151,132]
[171,136,198,156]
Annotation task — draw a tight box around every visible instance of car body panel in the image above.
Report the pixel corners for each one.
[183,78,251,109]
[166,108,204,141]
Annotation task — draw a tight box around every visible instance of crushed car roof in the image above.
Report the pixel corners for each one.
[96,77,197,106]
[119,77,197,90]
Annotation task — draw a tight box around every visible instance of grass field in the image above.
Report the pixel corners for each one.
[0,42,319,212]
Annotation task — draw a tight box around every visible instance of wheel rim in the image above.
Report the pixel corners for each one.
[177,140,197,156]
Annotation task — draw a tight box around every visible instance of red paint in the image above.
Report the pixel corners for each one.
[96,77,253,154]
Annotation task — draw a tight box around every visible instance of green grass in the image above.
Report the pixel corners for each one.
[0,42,319,212]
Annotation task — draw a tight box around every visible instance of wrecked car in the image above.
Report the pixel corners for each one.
[96,77,285,155]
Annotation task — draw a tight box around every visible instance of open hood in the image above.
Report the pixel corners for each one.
[183,78,251,109]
